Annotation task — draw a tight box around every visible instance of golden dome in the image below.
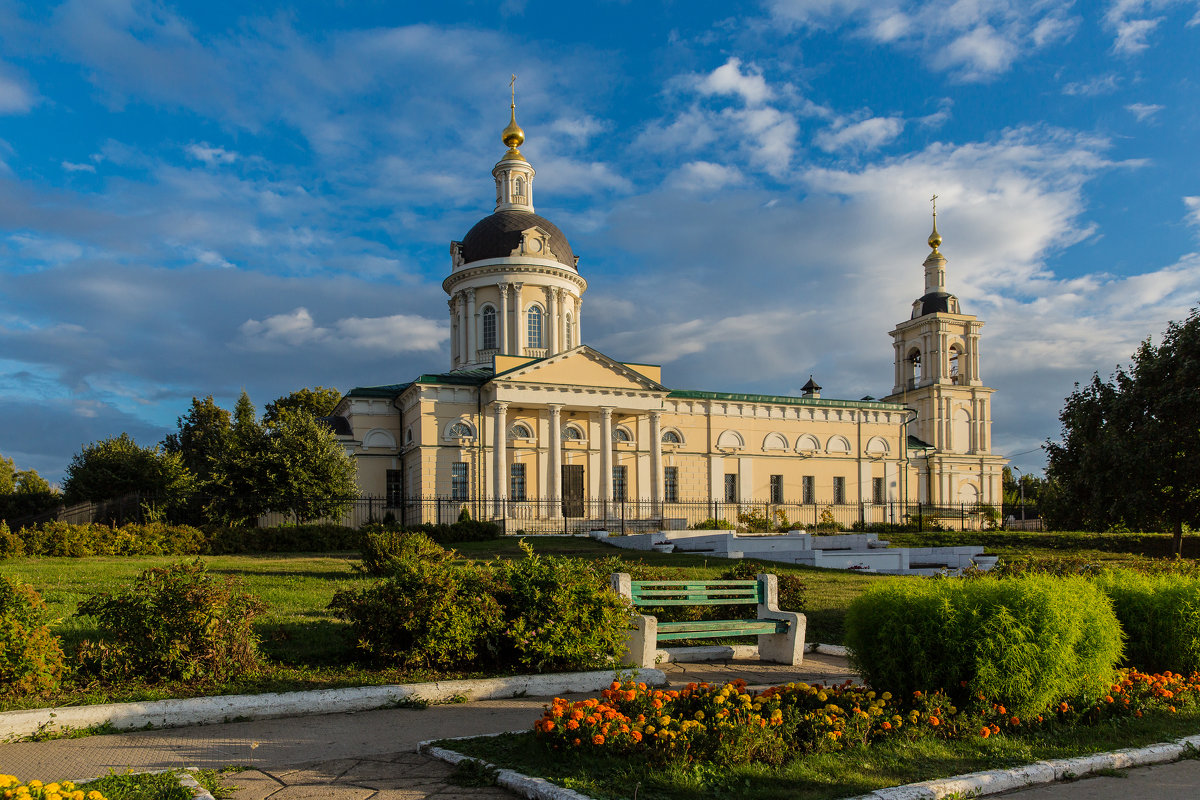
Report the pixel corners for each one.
[501,104,525,158]
[928,216,942,252]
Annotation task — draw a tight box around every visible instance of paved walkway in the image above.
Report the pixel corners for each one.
[0,653,1196,799]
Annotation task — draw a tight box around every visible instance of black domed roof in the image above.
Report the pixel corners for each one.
[917,291,955,316]
[461,210,576,269]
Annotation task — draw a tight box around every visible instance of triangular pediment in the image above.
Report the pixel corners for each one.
[493,346,666,392]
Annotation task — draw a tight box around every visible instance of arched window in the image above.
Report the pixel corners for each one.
[527,305,544,349]
[662,430,681,444]
[448,421,474,439]
[482,305,497,350]
[613,427,631,442]
[906,348,922,388]
[949,344,963,384]
[952,408,972,454]
[509,423,533,440]
[514,177,524,198]
[562,425,583,441]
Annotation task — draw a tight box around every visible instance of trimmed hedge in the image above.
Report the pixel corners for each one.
[1093,570,1200,674]
[844,576,1123,717]
[1,520,360,558]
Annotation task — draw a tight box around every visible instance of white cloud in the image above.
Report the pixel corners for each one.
[239,307,447,353]
[1126,102,1164,121]
[666,162,745,192]
[61,161,96,173]
[0,69,33,114]
[767,1,1079,80]
[1062,74,1120,96]
[186,143,237,165]
[697,58,773,105]
[815,116,904,152]
[1184,196,1200,227]
[1103,1,1199,55]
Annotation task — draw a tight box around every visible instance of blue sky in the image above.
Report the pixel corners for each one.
[2,0,1200,484]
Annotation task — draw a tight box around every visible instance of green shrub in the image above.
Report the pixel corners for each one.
[691,518,734,530]
[844,576,1123,717]
[358,527,451,575]
[206,523,359,553]
[719,561,806,614]
[1093,570,1200,674]
[329,558,503,668]
[13,521,207,557]
[0,576,65,697]
[75,560,265,683]
[0,521,24,559]
[492,542,632,672]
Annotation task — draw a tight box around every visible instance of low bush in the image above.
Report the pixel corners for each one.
[74,560,265,683]
[0,521,24,558]
[691,518,734,530]
[719,561,806,614]
[13,521,207,558]
[329,558,503,668]
[492,543,632,672]
[844,576,1123,717]
[357,527,452,575]
[0,576,65,697]
[206,523,359,553]
[1093,570,1200,674]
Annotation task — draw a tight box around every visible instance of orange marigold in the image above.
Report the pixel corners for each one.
[592,734,605,745]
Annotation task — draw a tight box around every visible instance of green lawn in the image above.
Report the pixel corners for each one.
[0,530,1193,709]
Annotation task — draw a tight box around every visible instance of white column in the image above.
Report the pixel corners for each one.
[548,404,563,515]
[493,401,508,514]
[599,407,613,513]
[449,298,458,368]
[513,282,525,355]
[546,287,558,354]
[466,288,477,365]
[457,294,468,366]
[574,296,582,345]
[498,283,510,354]
[650,410,662,508]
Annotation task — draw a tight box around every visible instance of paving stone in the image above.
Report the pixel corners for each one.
[219,769,283,800]
[273,758,362,783]
[256,786,374,799]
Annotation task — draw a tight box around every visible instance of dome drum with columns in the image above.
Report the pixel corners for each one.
[328,100,1004,529]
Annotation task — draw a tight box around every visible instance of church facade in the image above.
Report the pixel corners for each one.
[328,103,1006,528]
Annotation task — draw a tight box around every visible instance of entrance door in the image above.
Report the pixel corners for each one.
[561,464,584,518]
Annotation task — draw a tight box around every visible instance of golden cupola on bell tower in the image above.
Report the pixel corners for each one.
[882,198,1006,508]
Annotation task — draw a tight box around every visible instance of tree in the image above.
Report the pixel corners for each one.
[163,396,232,485]
[262,407,358,523]
[1044,307,1200,553]
[62,433,193,511]
[0,454,60,522]
[205,392,270,526]
[262,386,341,427]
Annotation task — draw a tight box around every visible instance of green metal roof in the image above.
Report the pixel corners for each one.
[908,434,935,450]
[345,369,492,399]
[668,389,907,411]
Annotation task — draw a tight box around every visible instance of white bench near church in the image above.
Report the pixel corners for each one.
[610,572,806,669]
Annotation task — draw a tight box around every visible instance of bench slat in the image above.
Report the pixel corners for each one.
[632,597,757,606]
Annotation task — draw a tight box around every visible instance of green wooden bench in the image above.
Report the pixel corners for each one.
[609,573,806,668]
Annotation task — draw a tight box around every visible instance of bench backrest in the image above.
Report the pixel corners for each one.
[624,578,765,607]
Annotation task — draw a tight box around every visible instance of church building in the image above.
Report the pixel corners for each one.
[328,101,1006,529]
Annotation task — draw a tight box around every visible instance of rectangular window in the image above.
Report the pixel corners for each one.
[527,308,543,349]
[482,308,497,350]
[613,465,627,501]
[770,474,783,504]
[451,462,469,501]
[664,466,678,503]
[386,469,403,508]
[873,477,885,505]
[724,473,737,504]
[510,463,526,501]
[802,476,815,504]
[833,476,846,505]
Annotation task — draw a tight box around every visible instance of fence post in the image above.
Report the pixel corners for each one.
[918,502,923,532]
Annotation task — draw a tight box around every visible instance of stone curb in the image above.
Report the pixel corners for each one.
[0,669,668,740]
[657,641,847,663]
[420,735,594,800]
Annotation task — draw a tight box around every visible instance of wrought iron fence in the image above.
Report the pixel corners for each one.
[13,492,1040,533]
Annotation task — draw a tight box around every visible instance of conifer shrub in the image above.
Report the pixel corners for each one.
[0,576,65,697]
[844,576,1123,717]
[1093,570,1200,674]
[74,560,265,682]
[329,558,503,668]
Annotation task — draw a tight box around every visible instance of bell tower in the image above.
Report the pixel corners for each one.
[884,198,1005,506]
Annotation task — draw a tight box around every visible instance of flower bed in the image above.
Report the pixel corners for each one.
[0,776,104,800]
[534,670,1200,765]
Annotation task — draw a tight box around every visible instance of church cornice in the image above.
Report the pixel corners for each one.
[443,260,587,293]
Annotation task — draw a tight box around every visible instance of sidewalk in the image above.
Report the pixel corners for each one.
[1,652,1196,799]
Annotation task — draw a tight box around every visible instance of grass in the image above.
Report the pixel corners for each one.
[441,709,1200,800]
[65,769,232,800]
[0,530,1193,709]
